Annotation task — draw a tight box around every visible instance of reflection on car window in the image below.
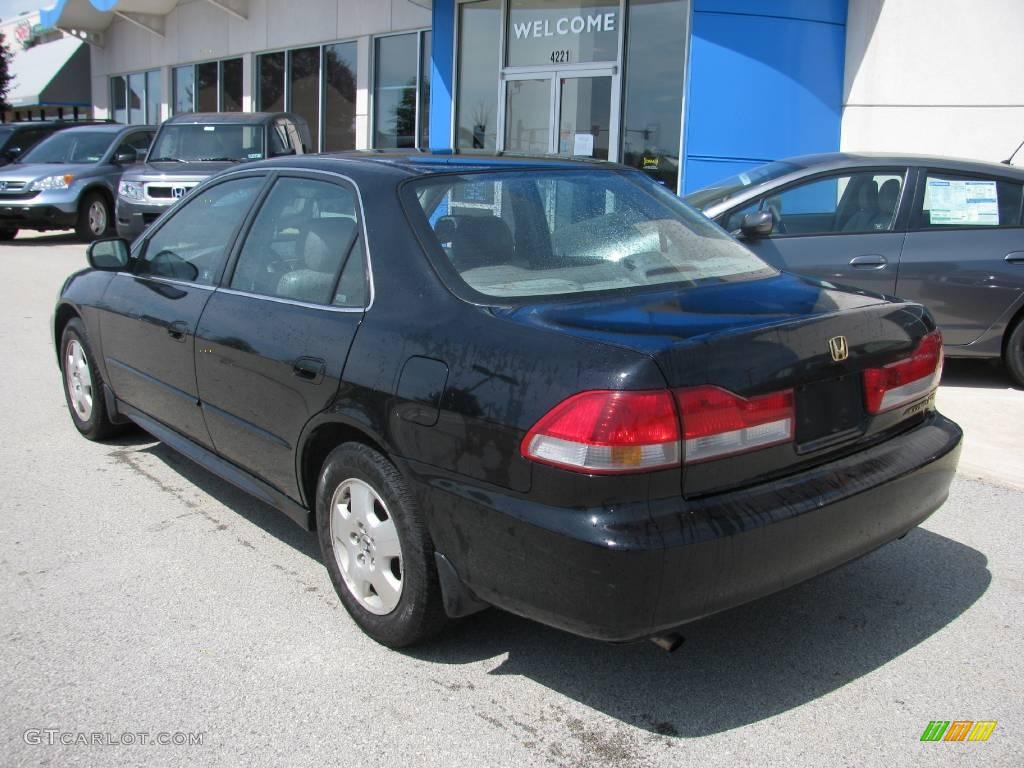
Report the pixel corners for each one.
[411,170,774,299]
[724,171,906,236]
[683,160,802,211]
[230,177,365,306]
[916,172,1023,229]
[149,124,264,162]
[138,176,263,285]
[18,131,116,164]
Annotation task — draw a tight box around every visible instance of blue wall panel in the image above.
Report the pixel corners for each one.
[430,0,456,151]
[682,0,847,192]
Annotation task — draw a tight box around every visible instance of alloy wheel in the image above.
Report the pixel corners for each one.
[88,200,107,235]
[329,478,404,615]
[65,339,93,421]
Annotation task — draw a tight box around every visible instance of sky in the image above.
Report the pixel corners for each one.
[0,0,48,24]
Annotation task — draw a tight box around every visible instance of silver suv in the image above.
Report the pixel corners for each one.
[0,124,155,242]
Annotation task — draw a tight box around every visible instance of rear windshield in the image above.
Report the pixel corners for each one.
[19,131,114,164]
[148,124,264,163]
[407,169,774,300]
[684,160,802,211]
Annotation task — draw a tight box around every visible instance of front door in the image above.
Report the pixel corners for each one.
[502,69,618,160]
[99,174,266,448]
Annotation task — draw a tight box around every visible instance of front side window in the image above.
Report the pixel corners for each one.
[230,177,366,307]
[915,172,1023,229]
[722,171,907,236]
[138,176,264,286]
[683,161,802,212]
[409,170,773,300]
[149,124,264,163]
[19,132,116,164]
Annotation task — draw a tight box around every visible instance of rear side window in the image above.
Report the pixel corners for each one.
[230,176,366,307]
[914,171,1023,229]
[408,170,773,300]
[721,170,906,235]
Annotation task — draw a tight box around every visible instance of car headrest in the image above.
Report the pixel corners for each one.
[857,181,879,210]
[434,215,515,272]
[878,179,900,211]
[303,217,357,273]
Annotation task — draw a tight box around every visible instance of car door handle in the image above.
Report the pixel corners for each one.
[292,357,325,384]
[849,254,888,269]
[167,320,189,341]
[1005,251,1024,265]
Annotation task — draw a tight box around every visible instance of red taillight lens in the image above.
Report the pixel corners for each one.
[675,386,795,463]
[521,390,680,474]
[863,330,943,414]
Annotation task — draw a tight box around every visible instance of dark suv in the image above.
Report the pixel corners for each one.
[0,120,111,167]
[115,112,310,240]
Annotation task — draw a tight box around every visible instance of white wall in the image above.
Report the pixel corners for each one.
[90,0,431,148]
[843,0,1024,166]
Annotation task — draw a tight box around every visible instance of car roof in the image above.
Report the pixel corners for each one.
[163,112,301,126]
[773,151,1024,179]
[235,151,632,179]
[4,120,113,130]
[56,123,155,134]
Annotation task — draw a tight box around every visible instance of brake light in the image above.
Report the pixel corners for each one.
[675,386,795,463]
[520,390,680,474]
[862,330,943,414]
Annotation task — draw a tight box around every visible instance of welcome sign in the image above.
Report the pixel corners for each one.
[507,1,619,66]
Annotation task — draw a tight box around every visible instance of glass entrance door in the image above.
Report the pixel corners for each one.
[502,69,618,159]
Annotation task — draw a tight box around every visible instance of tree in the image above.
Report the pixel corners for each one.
[0,34,13,115]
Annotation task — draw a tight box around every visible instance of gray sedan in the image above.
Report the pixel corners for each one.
[0,124,155,242]
[685,153,1024,386]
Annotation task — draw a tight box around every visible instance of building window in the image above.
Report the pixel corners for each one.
[257,40,363,152]
[506,0,620,67]
[257,52,286,113]
[174,58,244,114]
[110,69,161,125]
[622,0,689,190]
[456,0,500,151]
[323,42,358,151]
[221,58,243,112]
[373,31,431,149]
[289,47,321,152]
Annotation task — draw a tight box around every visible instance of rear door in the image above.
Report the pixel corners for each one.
[194,171,370,498]
[720,168,911,295]
[897,168,1024,346]
[99,174,266,447]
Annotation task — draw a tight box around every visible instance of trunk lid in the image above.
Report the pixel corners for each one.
[506,272,937,494]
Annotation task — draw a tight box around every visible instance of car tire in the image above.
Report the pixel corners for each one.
[316,442,448,647]
[1004,318,1024,388]
[60,318,122,440]
[76,191,111,242]
[0,228,17,241]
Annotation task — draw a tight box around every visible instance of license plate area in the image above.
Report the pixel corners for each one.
[794,374,865,453]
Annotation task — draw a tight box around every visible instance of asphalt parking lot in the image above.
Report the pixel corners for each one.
[2,233,1022,767]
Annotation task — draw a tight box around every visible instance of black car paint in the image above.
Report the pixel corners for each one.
[55,154,962,642]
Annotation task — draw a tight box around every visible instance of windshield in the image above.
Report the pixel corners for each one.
[19,131,114,164]
[149,124,264,163]
[408,169,774,300]
[683,160,803,211]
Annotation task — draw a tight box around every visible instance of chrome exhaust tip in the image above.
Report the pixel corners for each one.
[650,632,684,653]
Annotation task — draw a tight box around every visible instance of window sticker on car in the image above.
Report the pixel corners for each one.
[247,153,263,159]
[926,178,999,226]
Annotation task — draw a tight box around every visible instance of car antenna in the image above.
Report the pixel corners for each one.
[1001,137,1024,165]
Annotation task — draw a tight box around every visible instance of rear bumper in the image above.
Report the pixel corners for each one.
[405,412,962,642]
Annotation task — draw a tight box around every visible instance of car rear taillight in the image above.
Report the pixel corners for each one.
[522,385,797,473]
[520,390,681,474]
[675,386,795,463]
[862,330,943,414]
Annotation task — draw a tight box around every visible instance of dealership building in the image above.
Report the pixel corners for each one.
[38,0,1024,193]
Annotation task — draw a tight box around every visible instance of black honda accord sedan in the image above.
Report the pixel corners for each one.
[53,154,962,648]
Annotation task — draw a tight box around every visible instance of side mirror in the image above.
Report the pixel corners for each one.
[87,238,131,270]
[269,147,296,158]
[114,148,138,165]
[739,210,774,239]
